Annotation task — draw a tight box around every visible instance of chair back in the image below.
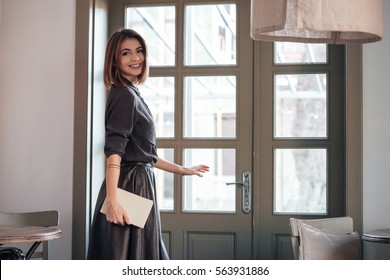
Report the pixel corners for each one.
[0,210,60,259]
[0,210,59,227]
[290,216,354,260]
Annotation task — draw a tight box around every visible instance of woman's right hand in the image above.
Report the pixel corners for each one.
[104,154,130,225]
[104,198,131,226]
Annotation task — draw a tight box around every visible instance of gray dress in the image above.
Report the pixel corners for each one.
[87,83,169,260]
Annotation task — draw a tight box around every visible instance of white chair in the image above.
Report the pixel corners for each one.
[290,216,362,260]
[0,210,60,259]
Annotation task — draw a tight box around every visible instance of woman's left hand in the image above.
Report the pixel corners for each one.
[183,165,210,177]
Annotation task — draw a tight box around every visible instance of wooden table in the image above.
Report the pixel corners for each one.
[0,225,62,259]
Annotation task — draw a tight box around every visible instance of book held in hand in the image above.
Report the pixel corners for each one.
[100,187,153,228]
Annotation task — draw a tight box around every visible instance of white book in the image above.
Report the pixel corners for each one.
[100,188,153,229]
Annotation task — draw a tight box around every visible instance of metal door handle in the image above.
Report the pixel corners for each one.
[226,170,252,214]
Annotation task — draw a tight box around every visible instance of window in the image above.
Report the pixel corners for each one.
[272,42,333,215]
[126,2,238,213]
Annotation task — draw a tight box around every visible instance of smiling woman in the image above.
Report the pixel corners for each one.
[103,29,149,87]
[117,39,145,83]
[87,28,209,260]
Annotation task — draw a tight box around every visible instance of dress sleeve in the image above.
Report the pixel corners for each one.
[104,87,137,158]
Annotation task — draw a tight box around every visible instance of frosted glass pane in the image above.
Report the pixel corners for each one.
[274,42,327,64]
[274,74,327,138]
[183,149,235,212]
[274,148,327,214]
[184,4,236,66]
[184,76,236,138]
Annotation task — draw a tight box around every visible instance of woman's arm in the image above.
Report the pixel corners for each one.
[103,154,131,225]
[155,158,209,177]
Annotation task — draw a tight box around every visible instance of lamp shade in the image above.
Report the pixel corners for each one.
[250,0,383,44]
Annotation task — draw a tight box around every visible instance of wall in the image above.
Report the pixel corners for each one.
[363,0,390,232]
[0,0,75,259]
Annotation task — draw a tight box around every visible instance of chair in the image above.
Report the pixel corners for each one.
[0,210,60,259]
[290,216,362,260]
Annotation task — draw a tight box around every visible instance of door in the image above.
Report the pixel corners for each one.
[254,41,346,259]
[109,0,254,259]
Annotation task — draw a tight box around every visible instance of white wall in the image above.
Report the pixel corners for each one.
[0,0,75,259]
[363,0,390,232]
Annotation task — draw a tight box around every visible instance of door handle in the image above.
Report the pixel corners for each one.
[226,170,252,214]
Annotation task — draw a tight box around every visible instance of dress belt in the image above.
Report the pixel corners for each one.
[121,161,155,168]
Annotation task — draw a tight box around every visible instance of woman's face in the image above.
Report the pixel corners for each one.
[117,37,144,83]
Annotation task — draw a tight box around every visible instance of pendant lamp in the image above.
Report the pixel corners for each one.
[250,0,383,44]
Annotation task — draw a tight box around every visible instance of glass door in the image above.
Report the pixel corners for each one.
[254,41,346,259]
[115,0,254,259]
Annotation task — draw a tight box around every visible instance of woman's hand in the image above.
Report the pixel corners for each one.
[104,154,130,225]
[104,198,131,226]
[155,159,210,177]
[181,165,210,177]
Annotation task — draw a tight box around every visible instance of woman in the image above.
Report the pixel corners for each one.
[87,29,209,260]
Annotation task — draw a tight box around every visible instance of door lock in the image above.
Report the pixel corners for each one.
[226,171,252,214]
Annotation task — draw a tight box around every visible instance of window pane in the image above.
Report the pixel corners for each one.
[183,149,235,212]
[274,42,327,64]
[274,148,327,214]
[184,76,236,138]
[125,6,175,67]
[184,4,236,66]
[138,77,175,138]
[274,74,327,138]
[155,149,174,211]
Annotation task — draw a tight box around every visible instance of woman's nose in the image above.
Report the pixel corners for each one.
[130,53,140,61]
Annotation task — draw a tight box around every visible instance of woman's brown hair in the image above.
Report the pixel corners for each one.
[103,29,149,88]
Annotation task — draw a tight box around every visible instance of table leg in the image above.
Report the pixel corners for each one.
[25,241,42,260]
